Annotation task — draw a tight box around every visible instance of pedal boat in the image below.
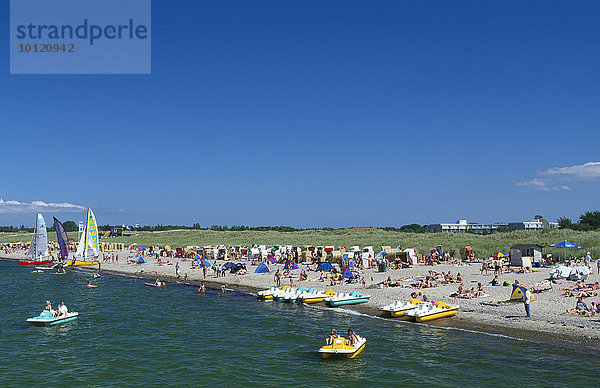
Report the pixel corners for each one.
[404,302,458,322]
[27,311,79,326]
[324,291,370,307]
[277,287,307,302]
[298,289,336,304]
[257,286,280,300]
[319,336,366,359]
[379,299,421,318]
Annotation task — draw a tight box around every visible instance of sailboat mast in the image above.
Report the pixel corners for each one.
[84,208,89,261]
[34,214,38,259]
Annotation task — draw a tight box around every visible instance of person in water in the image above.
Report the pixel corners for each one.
[346,329,359,346]
[155,278,162,287]
[198,283,206,293]
[326,329,338,345]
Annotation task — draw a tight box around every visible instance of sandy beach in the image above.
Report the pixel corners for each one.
[4,250,600,348]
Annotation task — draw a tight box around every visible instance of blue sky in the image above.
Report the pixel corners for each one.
[1,0,600,227]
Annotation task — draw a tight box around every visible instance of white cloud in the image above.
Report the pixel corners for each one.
[0,198,86,214]
[539,161,600,180]
[515,179,571,192]
[517,161,599,191]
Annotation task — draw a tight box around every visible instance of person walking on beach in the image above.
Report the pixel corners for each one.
[175,262,180,277]
[274,269,281,287]
[523,287,532,318]
[585,252,591,268]
[597,258,600,275]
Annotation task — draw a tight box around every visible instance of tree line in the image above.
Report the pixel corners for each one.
[558,211,600,231]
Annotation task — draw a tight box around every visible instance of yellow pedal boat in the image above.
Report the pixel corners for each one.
[319,336,366,359]
[379,298,421,318]
[300,289,336,304]
[404,301,458,322]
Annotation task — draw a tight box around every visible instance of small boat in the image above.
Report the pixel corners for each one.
[379,299,421,318]
[276,286,307,302]
[258,285,291,300]
[20,214,53,266]
[34,265,56,271]
[299,289,336,304]
[144,282,166,288]
[324,291,370,307]
[404,301,459,322]
[70,208,100,266]
[27,311,79,326]
[319,336,366,359]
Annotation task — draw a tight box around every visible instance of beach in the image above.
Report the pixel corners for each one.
[5,250,599,348]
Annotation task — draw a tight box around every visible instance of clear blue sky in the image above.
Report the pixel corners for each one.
[2,0,599,227]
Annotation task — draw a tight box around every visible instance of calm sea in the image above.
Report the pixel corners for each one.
[0,260,596,387]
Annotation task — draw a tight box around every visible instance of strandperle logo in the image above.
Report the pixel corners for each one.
[15,18,149,46]
[10,0,151,74]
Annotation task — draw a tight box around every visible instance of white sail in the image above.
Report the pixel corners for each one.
[25,232,36,260]
[75,228,86,259]
[35,213,49,259]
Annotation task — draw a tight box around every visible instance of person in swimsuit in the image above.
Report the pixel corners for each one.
[346,329,359,346]
[326,329,338,345]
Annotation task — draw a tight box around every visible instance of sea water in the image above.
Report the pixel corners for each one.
[0,260,596,387]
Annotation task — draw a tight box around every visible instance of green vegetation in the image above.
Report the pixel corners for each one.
[3,228,598,260]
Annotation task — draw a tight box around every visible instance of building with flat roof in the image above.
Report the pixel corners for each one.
[428,220,507,234]
[429,218,558,234]
[508,219,558,231]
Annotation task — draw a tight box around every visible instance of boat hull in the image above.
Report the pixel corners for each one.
[66,261,98,266]
[415,309,458,322]
[27,312,79,326]
[390,309,416,318]
[319,338,366,359]
[19,260,54,266]
[325,298,370,307]
[301,297,326,304]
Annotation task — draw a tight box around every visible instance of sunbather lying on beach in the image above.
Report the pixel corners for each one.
[566,297,593,316]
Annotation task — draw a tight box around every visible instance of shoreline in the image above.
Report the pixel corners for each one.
[4,253,600,349]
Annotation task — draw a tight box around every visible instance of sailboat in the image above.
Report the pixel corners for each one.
[53,217,70,263]
[19,213,53,265]
[67,208,100,266]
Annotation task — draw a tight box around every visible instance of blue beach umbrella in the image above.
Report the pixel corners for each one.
[549,240,583,261]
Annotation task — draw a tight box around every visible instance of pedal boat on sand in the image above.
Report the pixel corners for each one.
[319,336,366,359]
[324,291,370,307]
[298,289,336,304]
[27,311,79,326]
[404,301,458,322]
[257,286,288,300]
[379,298,421,318]
[277,286,307,302]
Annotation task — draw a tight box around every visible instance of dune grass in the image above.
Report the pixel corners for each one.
[3,228,599,259]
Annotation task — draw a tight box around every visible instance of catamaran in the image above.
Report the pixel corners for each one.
[19,213,53,266]
[67,208,100,266]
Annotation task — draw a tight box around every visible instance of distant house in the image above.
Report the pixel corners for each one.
[509,244,543,267]
[351,226,374,230]
[508,218,559,231]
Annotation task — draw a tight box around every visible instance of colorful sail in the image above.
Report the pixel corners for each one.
[75,208,99,260]
[86,208,99,258]
[53,217,69,261]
